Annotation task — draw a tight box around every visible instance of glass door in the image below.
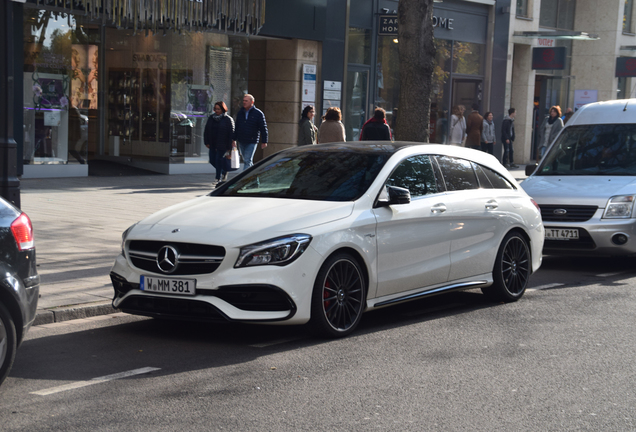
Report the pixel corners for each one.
[344,67,369,141]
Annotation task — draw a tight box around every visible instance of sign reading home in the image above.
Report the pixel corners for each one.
[616,57,636,77]
[378,14,454,36]
[532,47,566,70]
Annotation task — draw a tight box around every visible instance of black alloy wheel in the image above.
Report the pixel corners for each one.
[310,253,366,338]
[0,303,17,386]
[482,232,530,302]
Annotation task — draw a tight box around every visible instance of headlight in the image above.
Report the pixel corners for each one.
[602,195,635,219]
[121,223,138,255]
[235,234,312,268]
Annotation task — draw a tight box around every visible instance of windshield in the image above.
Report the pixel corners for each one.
[536,124,636,176]
[214,147,390,201]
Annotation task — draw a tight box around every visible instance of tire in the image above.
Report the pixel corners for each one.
[482,232,530,303]
[0,302,17,386]
[310,253,367,338]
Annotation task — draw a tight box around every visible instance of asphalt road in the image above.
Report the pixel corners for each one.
[1,255,636,431]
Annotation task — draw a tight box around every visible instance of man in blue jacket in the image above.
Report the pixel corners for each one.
[233,94,268,170]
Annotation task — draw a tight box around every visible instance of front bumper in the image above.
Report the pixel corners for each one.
[542,217,636,255]
[110,246,322,325]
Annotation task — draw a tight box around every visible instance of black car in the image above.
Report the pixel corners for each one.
[0,197,39,386]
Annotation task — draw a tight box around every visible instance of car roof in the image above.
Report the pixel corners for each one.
[567,98,636,126]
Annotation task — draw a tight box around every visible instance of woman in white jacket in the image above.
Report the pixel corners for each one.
[481,111,496,155]
[449,105,466,146]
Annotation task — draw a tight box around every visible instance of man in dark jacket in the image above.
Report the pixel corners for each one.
[501,108,518,168]
[233,94,268,171]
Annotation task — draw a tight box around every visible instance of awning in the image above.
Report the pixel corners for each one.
[33,0,266,35]
[513,31,600,40]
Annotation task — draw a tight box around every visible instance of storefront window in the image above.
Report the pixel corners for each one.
[431,40,452,144]
[23,9,100,166]
[348,27,371,65]
[452,42,484,76]
[617,77,629,99]
[104,29,245,165]
[376,36,400,135]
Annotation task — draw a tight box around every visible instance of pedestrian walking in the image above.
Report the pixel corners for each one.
[318,107,346,143]
[204,101,235,183]
[537,105,564,158]
[481,111,496,155]
[465,103,483,150]
[449,105,466,146]
[501,108,518,168]
[360,107,392,141]
[298,105,319,145]
[233,94,268,171]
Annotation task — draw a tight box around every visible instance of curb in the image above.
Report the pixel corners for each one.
[34,301,119,326]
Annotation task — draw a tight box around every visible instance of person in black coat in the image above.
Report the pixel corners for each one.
[204,101,235,183]
[360,107,392,141]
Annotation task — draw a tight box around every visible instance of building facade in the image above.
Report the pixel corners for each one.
[506,0,636,162]
[8,0,636,179]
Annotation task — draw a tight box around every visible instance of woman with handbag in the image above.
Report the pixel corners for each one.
[204,101,235,184]
[449,105,466,146]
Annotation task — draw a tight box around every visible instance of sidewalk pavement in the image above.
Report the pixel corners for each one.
[20,163,528,326]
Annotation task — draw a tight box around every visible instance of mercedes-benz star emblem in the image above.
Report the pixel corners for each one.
[156,245,179,274]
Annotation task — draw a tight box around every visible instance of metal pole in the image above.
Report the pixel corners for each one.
[0,0,20,208]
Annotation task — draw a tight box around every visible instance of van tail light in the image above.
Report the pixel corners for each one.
[11,213,34,251]
[531,199,541,213]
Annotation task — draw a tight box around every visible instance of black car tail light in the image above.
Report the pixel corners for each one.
[11,213,34,251]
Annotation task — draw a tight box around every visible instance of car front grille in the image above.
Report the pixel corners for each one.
[118,295,230,322]
[128,240,225,276]
[540,205,598,222]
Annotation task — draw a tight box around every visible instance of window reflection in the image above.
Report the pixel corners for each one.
[386,155,439,197]
[436,156,479,191]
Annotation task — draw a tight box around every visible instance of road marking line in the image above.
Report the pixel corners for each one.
[249,338,300,348]
[527,283,563,291]
[31,367,160,396]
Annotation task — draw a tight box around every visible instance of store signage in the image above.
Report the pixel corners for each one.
[616,57,636,77]
[574,90,598,109]
[532,47,566,70]
[537,38,556,47]
[323,81,342,115]
[378,14,454,36]
[303,64,317,103]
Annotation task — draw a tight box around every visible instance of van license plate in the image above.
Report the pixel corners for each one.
[140,275,196,296]
[545,228,579,240]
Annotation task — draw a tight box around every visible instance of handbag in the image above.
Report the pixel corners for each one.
[230,148,240,170]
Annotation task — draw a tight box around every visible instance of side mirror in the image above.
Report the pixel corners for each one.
[525,164,538,176]
[387,185,411,205]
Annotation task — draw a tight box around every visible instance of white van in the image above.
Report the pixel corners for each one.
[521,98,636,255]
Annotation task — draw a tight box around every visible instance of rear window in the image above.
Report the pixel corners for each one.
[536,124,636,176]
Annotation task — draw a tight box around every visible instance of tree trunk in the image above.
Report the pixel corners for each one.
[395,0,436,142]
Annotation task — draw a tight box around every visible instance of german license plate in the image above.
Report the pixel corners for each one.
[545,228,579,240]
[140,275,196,296]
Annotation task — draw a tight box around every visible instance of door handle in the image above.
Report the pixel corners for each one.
[485,200,498,210]
[431,204,447,214]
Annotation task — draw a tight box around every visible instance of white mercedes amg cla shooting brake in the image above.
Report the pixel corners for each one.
[110,142,544,338]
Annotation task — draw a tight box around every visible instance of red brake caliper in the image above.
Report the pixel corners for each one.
[323,280,331,309]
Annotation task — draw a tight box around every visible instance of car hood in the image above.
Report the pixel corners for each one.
[521,175,636,206]
[128,196,354,246]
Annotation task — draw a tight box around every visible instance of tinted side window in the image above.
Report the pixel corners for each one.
[479,164,515,189]
[386,155,438,197]
[473,164,494,188]
[435,156,479,191]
